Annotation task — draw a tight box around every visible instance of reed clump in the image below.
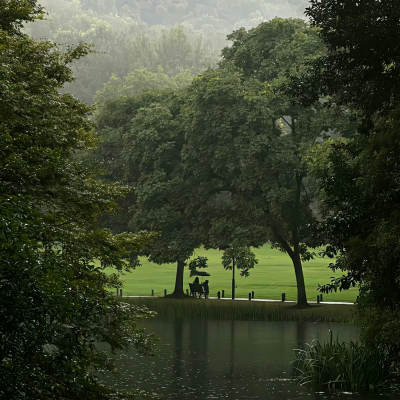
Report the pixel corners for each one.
[122,297,355,323]
[293,331,398,389]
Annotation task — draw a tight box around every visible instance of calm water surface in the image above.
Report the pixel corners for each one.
[100,318,398,400]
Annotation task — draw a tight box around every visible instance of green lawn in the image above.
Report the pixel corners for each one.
[112,244,358,303]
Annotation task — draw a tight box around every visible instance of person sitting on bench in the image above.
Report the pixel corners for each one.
[192,276,200,297]
[202,280,209,299]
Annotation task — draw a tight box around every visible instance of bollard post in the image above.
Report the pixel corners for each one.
[252,291,255,299]
[317,295,320,303]
[120,289,122,297]
[151,289,154,296]
[222,290,225,298]
[217,291,220,299]
[164,289,167,297]
[320,294,323,302]
[282,293,286,302]
[248,293,252,301]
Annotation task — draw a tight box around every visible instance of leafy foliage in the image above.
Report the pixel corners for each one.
[291,0,400,353]
[96,89,202,297]
[82,0,309,27]
[286,0,400,126]
[188,256,209,273]
[308,112,400,346]
[222,247,258,278]
[0,3,157,398]
[95,67,192,104]
[221,17,325,82]
[25,0,311,103]
[25,1,222,103]
[182,18,353,307]
[0,0,44,33]
[293,334,398,389]
[95,17,354,307]
[0,197,156,400]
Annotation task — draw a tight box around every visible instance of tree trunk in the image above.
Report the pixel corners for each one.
[292,248,308,308]
[292,172,308,308]
[270,117,309,308]
[271,171,309,308]
[271,226,309,308]
[232,257,235,300]
[168,259,190,299]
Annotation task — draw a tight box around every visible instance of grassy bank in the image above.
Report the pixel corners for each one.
[124,297,356,324]
[108,244,358,303]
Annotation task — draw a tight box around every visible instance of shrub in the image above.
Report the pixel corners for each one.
[293,331,398,390]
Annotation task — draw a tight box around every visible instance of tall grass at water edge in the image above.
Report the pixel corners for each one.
[293,331,399,389]
[123,297,356,323]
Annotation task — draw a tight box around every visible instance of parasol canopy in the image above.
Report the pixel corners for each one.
[190,270,211,277]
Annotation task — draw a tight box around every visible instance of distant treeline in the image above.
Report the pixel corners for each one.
[26,0,309,103]
[79,0,308,28]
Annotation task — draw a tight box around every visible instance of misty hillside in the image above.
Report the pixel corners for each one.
[79,0,309,30]
[27,0,310,103]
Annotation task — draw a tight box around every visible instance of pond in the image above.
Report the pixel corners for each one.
[100,318,398,400]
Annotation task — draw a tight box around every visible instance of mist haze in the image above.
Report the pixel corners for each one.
[26,0,309,103]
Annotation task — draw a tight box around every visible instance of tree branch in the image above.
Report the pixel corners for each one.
[271,223,295,261]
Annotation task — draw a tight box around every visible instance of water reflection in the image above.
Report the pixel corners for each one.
[100,318,398,399]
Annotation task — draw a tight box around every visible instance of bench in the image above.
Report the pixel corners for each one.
[189,283,205,298]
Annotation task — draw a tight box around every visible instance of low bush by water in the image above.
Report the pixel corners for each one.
[123,297,355,323]
[293,331,398,389]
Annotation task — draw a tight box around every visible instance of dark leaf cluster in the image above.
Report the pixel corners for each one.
[0,3,157,398]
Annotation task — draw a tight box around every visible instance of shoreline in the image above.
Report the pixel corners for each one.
[124,295,354,305]
[123,297,357,324]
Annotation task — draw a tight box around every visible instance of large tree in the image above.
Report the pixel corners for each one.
[288,0,400,348]
[0,2,156,399]
[182,18,352,308]
[94,18,353,307]
[96,90,201,298]
[182,66,313,307]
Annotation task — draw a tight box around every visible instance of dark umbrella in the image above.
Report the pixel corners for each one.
[190,270,211,277]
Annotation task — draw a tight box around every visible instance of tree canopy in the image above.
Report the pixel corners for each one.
[288,0,400,350]
[94,66,192,104]
[286,0,400,125]
[181,18,353,308]
[96,89,203,297]
[0,2,156,398]
[95,17,354,308]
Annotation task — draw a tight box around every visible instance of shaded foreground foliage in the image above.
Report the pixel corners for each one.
[293,335,399,390]
[286,0,400,355]
[285,0,400,389]
[0,2,157,399]
[0,199,156,399]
